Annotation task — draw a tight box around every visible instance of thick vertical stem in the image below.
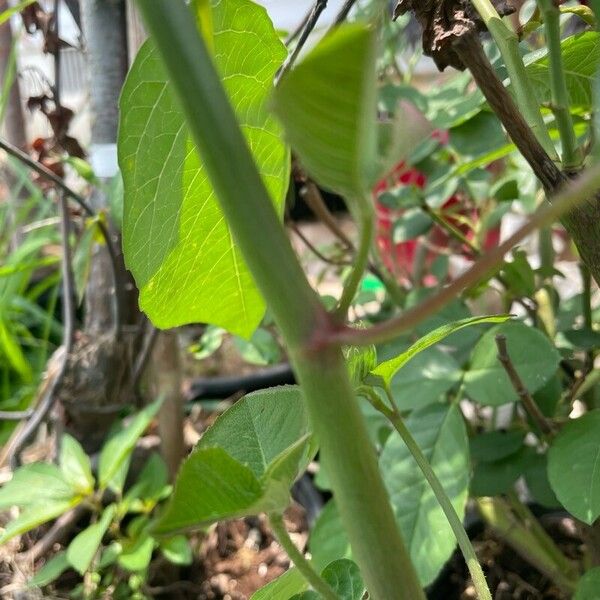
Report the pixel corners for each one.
[135,2,425,597]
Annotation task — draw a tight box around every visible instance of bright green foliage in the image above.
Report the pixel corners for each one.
[60,434,94,495]
[574,568,600,599]
[155,387,313,534]
[320,559,365,600]
[344,342,377,387]
[380,403,470,585]
[525,32,600,111]
[272,24,378,216]
[0,499,79,545]
[250,568,309,599]
[0,463,75,509]
[372,315,510,386]
[464,321,561,406]
[98,398,162,491]
[159,535,193,566]
[67,505,116,575]
[119,0,289,337]
[548,410,600,524]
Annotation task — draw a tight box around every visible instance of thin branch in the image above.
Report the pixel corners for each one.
[331,162,600,346]
[132,322,159,392]
[336,211,373,317]
[290,222,353,266]
[275,0,328,86]
[285,4,313,46]
[329,0,359,30]
[495,334,555,436]
[301,181,353,249]
[269,512,337,600]
[21,503,88,563]
[360,385,492,600]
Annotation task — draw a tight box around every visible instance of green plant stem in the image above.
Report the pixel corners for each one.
[333,162,600,346]
[269,512,337,600]
[536,0,581,168]
[336,209,373,317]
[363,386,492,600]
[477,496,577,593]
[470,0,558,160]
[136,3,424,599]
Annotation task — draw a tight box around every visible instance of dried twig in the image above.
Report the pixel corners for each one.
[495,334,555,436]
[275,0,328,85]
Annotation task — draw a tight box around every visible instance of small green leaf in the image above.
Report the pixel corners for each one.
[118,533,155,572]
[66,505,116,575]
[548,410,600,524]
[29,552,70,588]
[98,399,162,490]
[372,315,509,387]
[344,342,377,387]
[121,453,170,513]
[272,24,378,214]
[321,559,365,600]
[153,447,265,534]
[464,321,561,406]
[380,403,470,585]
[250,567,308,599]
[524,453,561,509]
[120,0,289,336]
[575,567,600,600]
[0,499,79,545]
[233,328,281,366]
[199,386,311,479]
[0,463,75,509]
[160,535,192,566]
[60,434,94,494]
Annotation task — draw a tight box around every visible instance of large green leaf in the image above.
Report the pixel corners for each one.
[380,403,470,586]
[119,0,289,337]
[155,387,313,534]
[372,315,509,387]
[272,24,377,213]
[309,500,352,572]
[67,505,116,575]
[548,410,600,524]
[464,321,561,406]
[525,32,600,111]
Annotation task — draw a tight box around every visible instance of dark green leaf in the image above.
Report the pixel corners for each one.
[470,430,525,463]
[548,410,600,524]
[29,552,70,588]
[464,321,561,406]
